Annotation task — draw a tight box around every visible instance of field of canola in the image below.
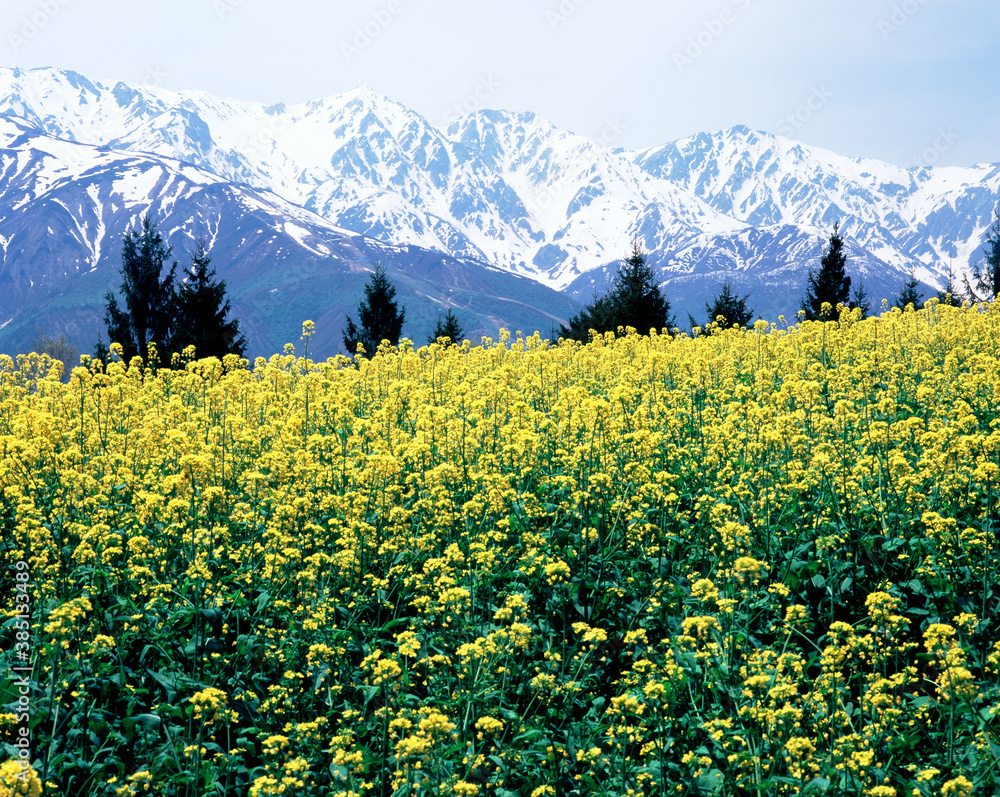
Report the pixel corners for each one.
[2,303,1000,797]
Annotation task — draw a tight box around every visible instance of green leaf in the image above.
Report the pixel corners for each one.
[132,713,163,730]
[122,712,162,740]
[696,769,724,793]
[146,669,180,702]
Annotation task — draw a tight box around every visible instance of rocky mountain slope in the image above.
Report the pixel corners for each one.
[1,66,997,352]
[0,115,577,358]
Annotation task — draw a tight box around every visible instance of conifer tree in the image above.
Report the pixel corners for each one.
[705,280,755,328]
[800,222,852,320]
[850,278,872,318]
[893,270,923,310]
[428,309,464,346]
[97,216,177,364]
[97,218,245,366]
[561,240,672,340]
[964,204,1000,303]
[609,240,674,334]
[343,264,406,357]
[173,240,247,359]
[936,265,961,306]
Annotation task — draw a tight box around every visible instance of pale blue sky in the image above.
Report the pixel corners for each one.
[4,0,997,166]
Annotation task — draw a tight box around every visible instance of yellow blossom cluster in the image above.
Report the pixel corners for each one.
[1,304,999,795]
[0,762,42,797]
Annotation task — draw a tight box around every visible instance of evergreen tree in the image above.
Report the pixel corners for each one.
[964,203,1000,303]
[561,295,615,342]
[97,216,177,364]
[561,240,673,340]
[705,280,755,328]
[343,264,406,357]
[800,222,852,320]
[936,264,961,306]
[850,278,872,318]
[609,240,674,333]
[893,270,923,310]
[173,240,247,359]
[428,309,464,346]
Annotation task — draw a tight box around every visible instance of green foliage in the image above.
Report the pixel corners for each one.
[343,263,406,357]
[964,203,1000,303]
[427,308,464,346]
[800,222,852,320]
[172,240,247,359]
[97,217,244,366]
[98,215,178,364]
[561,241,673,340]
[705,280,756,328]
[936,265,962,307]
[894,269,924,310]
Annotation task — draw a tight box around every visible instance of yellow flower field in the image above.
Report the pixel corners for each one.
[2,301,1000,796]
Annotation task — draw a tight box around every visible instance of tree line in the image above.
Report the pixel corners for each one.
[95,216,246,366]
[798,211,999,320]
[89,216,465,366]
[33,207,1000,368]
[561,209,1000,340]
[339,215,1000,354]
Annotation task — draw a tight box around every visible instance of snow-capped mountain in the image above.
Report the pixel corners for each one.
[1,66,998,340]
[0,115,578,358]
[633,125,1000,287]
[0,68,743,291]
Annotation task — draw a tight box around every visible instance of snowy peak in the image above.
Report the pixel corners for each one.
[0,68,740,288]
[1,67,998,309]
[631,125,1000,287]
[0,118,579,358]
[635,126,906,224]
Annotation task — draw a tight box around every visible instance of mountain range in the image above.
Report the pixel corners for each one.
[1,67,998,358]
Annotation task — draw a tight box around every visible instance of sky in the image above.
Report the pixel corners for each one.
[4,0,998,168]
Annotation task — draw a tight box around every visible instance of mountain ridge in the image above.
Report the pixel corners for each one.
[1,66,998,352]
[0,114,579,358]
